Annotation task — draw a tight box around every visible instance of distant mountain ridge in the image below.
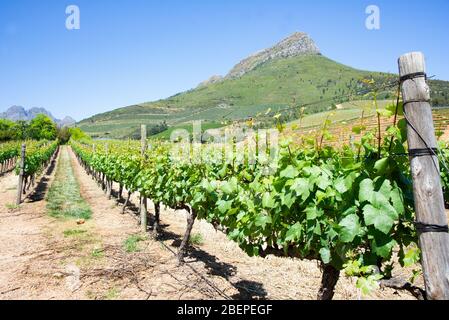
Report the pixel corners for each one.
[0,106,76,127]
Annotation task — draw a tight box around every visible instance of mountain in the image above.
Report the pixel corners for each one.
[59,116,77,127]
[226,32,320,79]
[0,106,76,127]
[1,105,29,121]
[197,32,319,87]
[77,32,449,139]
[197,75,224,88]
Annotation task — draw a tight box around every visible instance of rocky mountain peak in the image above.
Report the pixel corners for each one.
[197,75,224,88]
[225,32,320,79]
[196,32,321,87]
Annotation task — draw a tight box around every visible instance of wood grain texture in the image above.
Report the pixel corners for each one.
[140,124,148,232]
[16,144,25,205]
[399,52,449,300]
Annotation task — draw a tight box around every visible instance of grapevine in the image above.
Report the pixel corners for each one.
[0,141,20,174]
[68,116,439,299]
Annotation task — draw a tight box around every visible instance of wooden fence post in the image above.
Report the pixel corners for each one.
[105,143,112,199]
[398,52,449,300]
[140,124,148,232]
[16,143,26,205]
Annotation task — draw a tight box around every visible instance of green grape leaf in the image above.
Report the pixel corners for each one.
[377,108,393,117]
[221,179,236,194]
[291,178,310,201]
[359,179,374,203]
[335,177,348,194]
[262,192,276,209]
[363,203,395,234]
[280,192,295,209]
[316,175,331,191]
[319,247,331,264]
[352,125,367,134]
[255,214,272,229]
[402,247,421,267]
[285,222,302,242]
[374,158,389,174]
[378,179,392,198]
[339,214,363,243]
[217,199,233,214]
[356,274,382,295]
[390,188,405,215]
[342,207,357,217]
[385,102,404,116]
[371,231,397,258]
[305,206,323,220]
[280,165,299,179]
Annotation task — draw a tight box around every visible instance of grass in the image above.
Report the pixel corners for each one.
[86,287,119,300]
[62,228,102,267]
[123,234,146,253]
[91,247,104,259]
[5,203,20,210]
[104,287,119,300]
[47,148,92,220]
[189,232,204,246]
[63,229,88,237]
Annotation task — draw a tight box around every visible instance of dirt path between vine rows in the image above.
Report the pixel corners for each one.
[0,146,424,300]
[0,151,60,299]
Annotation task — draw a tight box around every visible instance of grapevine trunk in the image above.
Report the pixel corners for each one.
[317,264,340,300]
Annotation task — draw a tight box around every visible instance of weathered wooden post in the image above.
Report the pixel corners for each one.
[105,143,112,199]
[140,124,148,232]
[92,144,96,181]
[16,144,26,205]
[398,52,449,300]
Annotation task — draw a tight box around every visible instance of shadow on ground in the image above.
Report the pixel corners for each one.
[118,194,267,300]
[27,148,59,203]
[73,154,268,300]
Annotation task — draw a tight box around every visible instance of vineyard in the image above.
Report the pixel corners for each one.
[0,110,448,300]
[283,107,449,147]
[1,53,449,301]
[0,141,19,175]
[67,108,449,299]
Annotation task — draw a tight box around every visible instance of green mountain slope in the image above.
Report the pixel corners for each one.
[78,34,449,139]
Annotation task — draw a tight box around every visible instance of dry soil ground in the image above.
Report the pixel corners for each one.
[440,125,449,142]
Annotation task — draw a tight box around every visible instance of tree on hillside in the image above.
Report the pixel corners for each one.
[68,127,90,141]
[12,120,30,140]
[57,127,90,144]
[0,119,16,141]
[57,127,71,144]
[28,114,57,140]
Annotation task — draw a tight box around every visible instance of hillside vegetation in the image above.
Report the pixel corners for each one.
[77,34,449,139]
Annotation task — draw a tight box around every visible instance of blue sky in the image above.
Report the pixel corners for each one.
[1,0,448,120]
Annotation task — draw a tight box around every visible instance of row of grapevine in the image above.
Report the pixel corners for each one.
[69,116,449,299]
[440,145,449,205]
[0,140,60,177]
[0,141,20,175]
[16,141,59,198]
